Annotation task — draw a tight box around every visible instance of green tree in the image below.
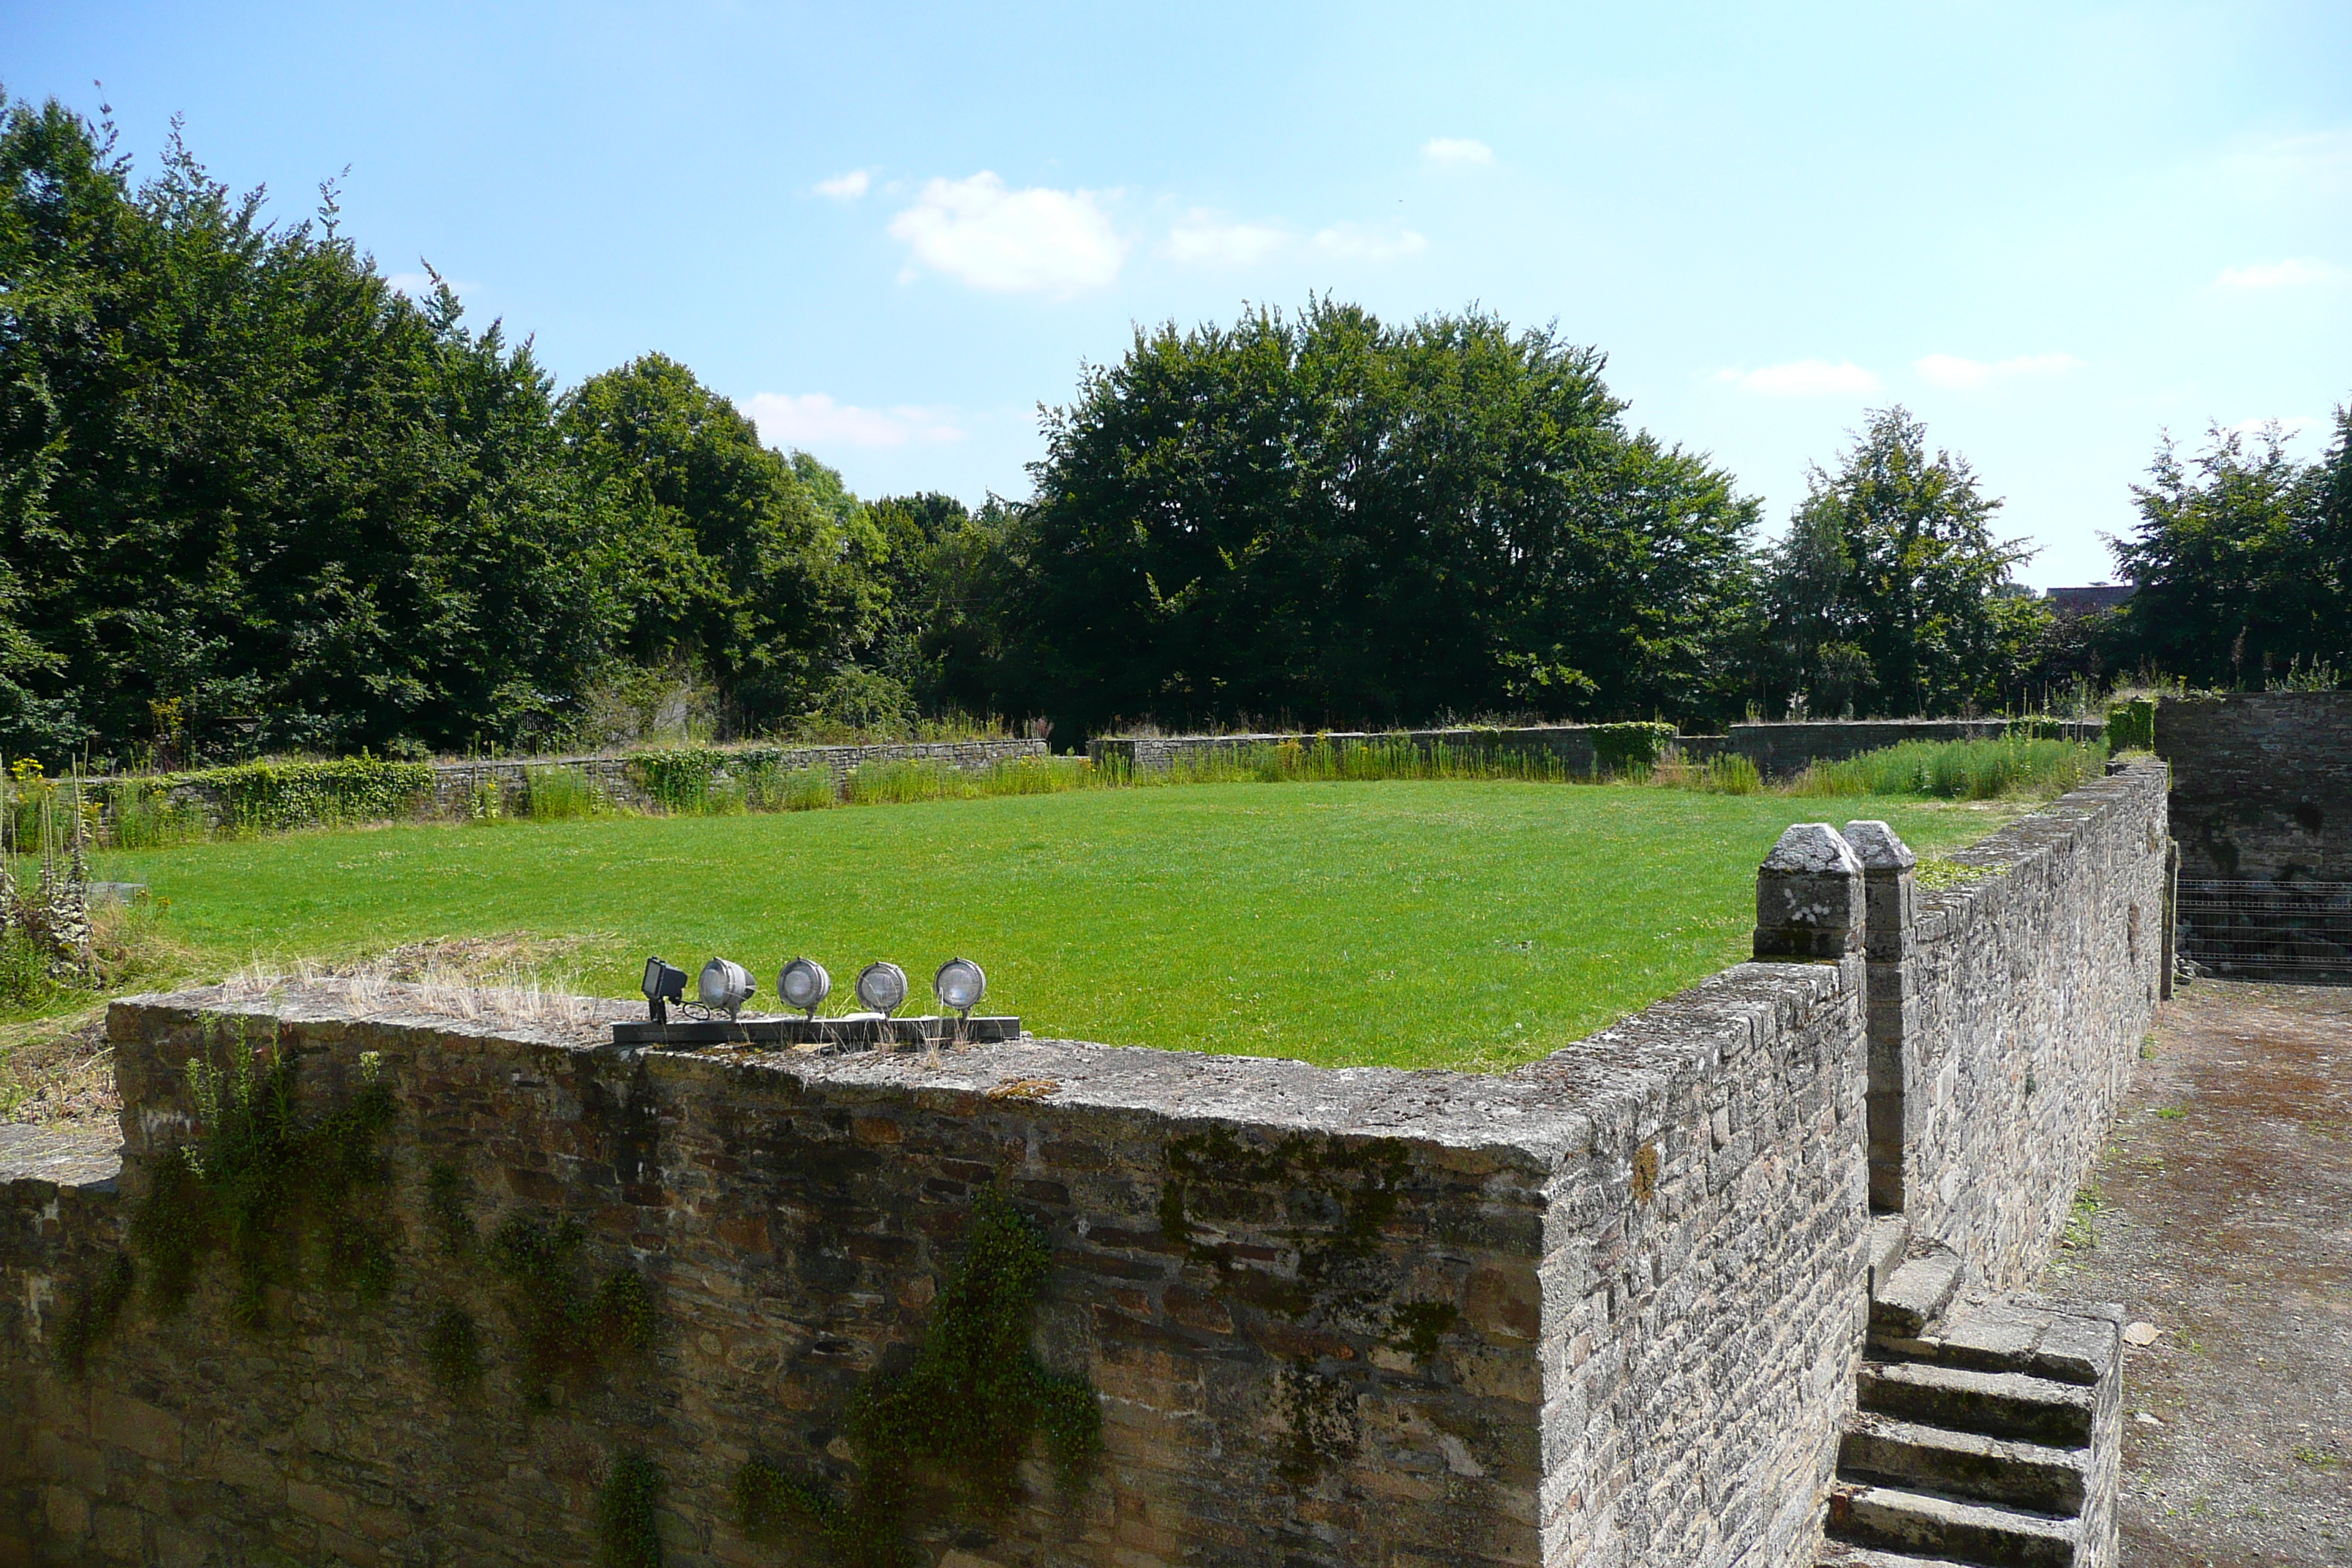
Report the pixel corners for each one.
[1764,407,2030,716]
[554,355,884,731]
[2109,411,2351,685]
[0,92,618,762]
[997,300,1757,736]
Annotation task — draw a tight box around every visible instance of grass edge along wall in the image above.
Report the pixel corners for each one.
[0,761,2166,1567]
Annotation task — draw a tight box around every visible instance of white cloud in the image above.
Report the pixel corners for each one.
[745,393,965,450]
[1162,210,1289,266]
[2213,257,2340,290]
[1312,223,1428,261]
[815,170,871,200]
[886,172,1126,295]
[1914,353,2085,390]
[1422,137,1493,166]
[1712,359,1882,396]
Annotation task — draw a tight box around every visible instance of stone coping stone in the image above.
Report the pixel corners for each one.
[109,956,1848,1172]
[0,1120,123,1191]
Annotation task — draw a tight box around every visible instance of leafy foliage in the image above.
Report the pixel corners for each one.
[1755,407,2033,716]
[995,300,1759,735]
[2108,410,2352,687]
[129,1036,396,1325]
[736,1188,1099,1567]
[487,1213,657,1409]
[54,1253,135,1379]
[595,1452,665,1568]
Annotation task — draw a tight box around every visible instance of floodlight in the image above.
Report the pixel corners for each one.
[855,961,908,1017]
[777,957,832,1019]
[641,957,687,1023]
[698,957,757,1020]
[933,957,987,1017]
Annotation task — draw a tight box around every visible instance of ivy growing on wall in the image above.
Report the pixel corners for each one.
[129,1028,397,1328]
[489,1213,659,1409]
[735,1188,1101,1567]
[597,1452,666,1568]
[1590,721,1679,774]
[53,1254,135,1379]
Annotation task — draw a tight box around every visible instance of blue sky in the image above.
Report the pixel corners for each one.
[7,0,2347,586]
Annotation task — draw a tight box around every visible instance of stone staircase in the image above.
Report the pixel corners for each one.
[1818,1219,2123,1568]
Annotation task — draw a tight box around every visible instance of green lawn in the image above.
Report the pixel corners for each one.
[88,782,2018,1070]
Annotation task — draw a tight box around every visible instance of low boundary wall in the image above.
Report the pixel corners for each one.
[0,764,2168,1568]
[1088,720,2103,780]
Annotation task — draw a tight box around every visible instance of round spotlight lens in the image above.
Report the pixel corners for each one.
[855,961,908,1016]
[777,957,831,1014]
[934,957,987,1014]
[698,957,755,1014]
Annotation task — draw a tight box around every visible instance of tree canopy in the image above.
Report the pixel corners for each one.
[2106,410,2352,687]
[993,300,1759,736]
[4,91,2346,769]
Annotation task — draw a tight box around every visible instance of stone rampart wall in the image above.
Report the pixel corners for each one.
[1896,760,2168,1296]
[1,957,1862,1568]
[2157,691,2352,882]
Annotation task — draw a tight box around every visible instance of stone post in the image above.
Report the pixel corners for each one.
[1844,821,1918,1214]
[1752,823,1864,961]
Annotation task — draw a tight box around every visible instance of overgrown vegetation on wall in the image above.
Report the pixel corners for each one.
[736,1188,1100,1567]
[129,1033,396,1327]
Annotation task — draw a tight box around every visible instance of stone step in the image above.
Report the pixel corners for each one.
[1868,1214,1912,1297]
[1857,1360,2095,1449]
[1828,1482,2078,1568]
[1817,1545,1982,1568]
[1840,1412,2089,1515]
[1871,1255,1961,1339]
[1870,1299,2117,1387]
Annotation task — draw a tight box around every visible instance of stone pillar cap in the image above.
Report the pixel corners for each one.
[1841,819,1916,871]
[1761,822,1862,875]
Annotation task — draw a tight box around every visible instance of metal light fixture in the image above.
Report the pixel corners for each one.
[933,957,987,1018]
[777,957,832,1019]
[854,961,908,1017]
[641,957,687,1023]
[698,957,757,1020]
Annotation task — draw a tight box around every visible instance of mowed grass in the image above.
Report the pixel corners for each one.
[91,782,2017,1071]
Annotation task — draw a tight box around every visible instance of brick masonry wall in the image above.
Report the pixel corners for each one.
[1896,760,2168,1297]
[2157,691,2352,881]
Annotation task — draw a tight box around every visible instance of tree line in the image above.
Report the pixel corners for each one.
[3,93,2346,769]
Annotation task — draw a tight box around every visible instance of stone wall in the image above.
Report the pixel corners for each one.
[1085,721,2103,781]
[0,769,2169,1568]
[2157,692,2352,883]
[138,739,1051,830]
[1086,728,1602,774]
[1880,760,2169,1297]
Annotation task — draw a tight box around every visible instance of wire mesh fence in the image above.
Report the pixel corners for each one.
[2177,879,2352,983]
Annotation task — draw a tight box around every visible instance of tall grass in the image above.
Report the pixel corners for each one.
[521,766,607,821]
[1786,737,2107,801]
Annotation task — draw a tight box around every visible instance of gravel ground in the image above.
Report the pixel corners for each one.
[2040,979,2352,1565]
